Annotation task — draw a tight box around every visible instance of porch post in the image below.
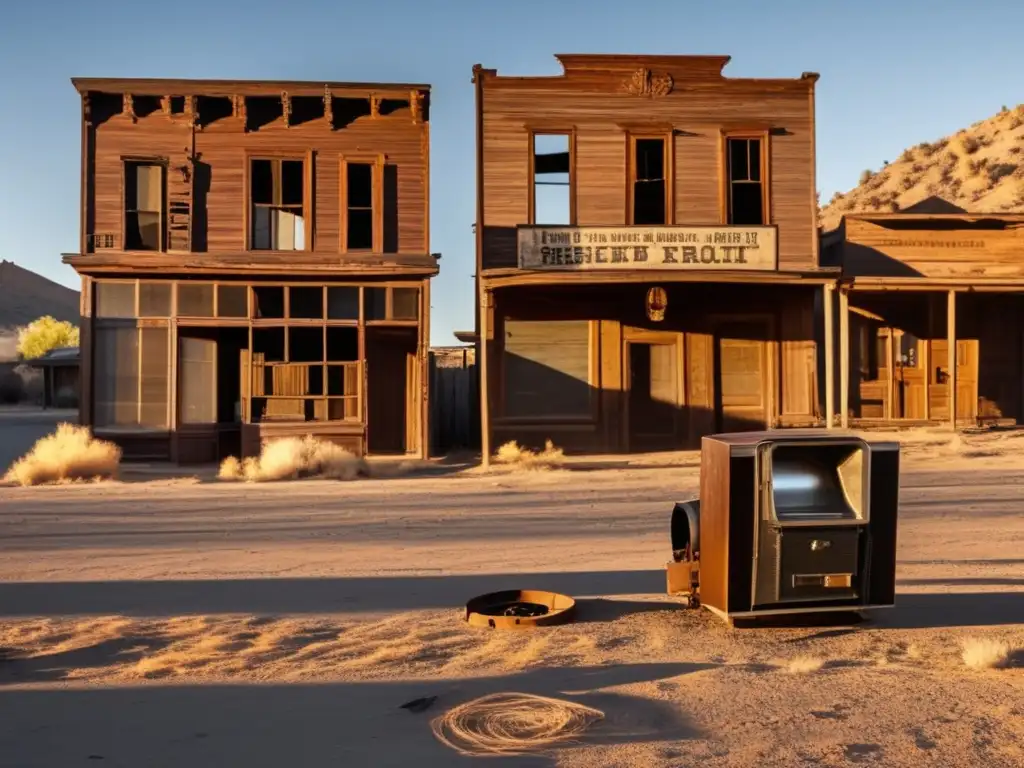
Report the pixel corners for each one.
[479,287,492,469]
[947,289,957,430]
[839,286,850,429]
[823,284,835,429]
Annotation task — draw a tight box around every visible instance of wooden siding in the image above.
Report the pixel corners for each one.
[489,282,819,452]
[479,58,817,272]
[843,218,1024,279]
[85,94,428,263]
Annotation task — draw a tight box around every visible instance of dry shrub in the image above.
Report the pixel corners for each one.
[494,440,565,471]
[4,423,120,487]
[783,655,824,674]
[431,692,604,757]
[961,637,1011,670]
[962,136,982,154]
[218,436,368,483]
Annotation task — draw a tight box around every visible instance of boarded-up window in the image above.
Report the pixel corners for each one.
[94,326,138,427]
[179,337,217,424]
[503,320,591,418]
[125,162,163,251]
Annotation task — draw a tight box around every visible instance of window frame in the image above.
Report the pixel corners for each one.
[339,154,385,253]
[721,130,771,226]
[527,129,576,226]
[626,131,674,226]
[244,150,314,252]
[92,319,172,431]
[121,156,168,253]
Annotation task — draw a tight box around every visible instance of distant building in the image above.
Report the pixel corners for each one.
[29,347,80,408]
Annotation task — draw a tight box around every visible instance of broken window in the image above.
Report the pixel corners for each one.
[125,162,163,250]
[631,138,667,225]
[726,138,765,225]
[532,133,571,225]
[346,162,375,250]
[251,158,306,250]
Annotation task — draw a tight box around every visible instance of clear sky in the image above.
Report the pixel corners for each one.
[1,0,1021,344]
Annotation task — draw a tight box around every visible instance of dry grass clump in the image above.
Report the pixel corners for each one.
[961,637,1012,670]
[493,440,565,471]
[431,692,604,756]
[218,435,368,482]
[3,423,120,487]
[783,655,825,674]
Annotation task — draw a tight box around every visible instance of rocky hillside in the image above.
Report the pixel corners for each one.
[0,261,80,362]
[820,104,1024,232]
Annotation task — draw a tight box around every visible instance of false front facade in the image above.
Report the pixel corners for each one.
[473,54,833,458]
[66,77,436,463]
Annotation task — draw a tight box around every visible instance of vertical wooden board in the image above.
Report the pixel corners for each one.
[674,131,720,224]
[599,319,622,450]
[698,437,731,613]
[575,130,626,226]
[686,331,714,443]
[779,297,817,421]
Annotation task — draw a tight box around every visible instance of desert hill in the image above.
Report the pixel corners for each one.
[820,104,1024,232]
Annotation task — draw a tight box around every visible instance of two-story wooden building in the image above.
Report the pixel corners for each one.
[822,199,1024,428]
[65,77,436,463]
[473,54,836,460]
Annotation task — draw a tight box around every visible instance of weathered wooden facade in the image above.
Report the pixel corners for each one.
[65,77,436,463]
[822,204,1024,428]
[473,54,835,460]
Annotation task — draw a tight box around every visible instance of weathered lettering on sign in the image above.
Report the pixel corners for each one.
[517,226,778,271]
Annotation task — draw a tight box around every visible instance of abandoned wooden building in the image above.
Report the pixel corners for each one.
[473,54,834,458]
[821,200,1024,428]
[65,77,436,463]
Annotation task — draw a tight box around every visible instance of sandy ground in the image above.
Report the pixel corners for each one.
[0,426,1023,766]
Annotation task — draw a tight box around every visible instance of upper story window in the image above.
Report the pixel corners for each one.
[630,137,668,225]
[531,133,572,225]
[726,137,766,225]
[124,161,164,251]
[345,161,375,251]
[250,158,306,251]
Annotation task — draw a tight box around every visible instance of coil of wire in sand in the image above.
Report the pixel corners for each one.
[431,692,604,756]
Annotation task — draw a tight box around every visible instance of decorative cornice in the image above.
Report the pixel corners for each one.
[185,95,198,128]
[410,89,423,123]
[323,85,333,125]
[621,68,674,97]
[82,93,92,124]
[370,94,380,119]
[232,94,246,122]
[160,95,172,117]
[122,93,136,122]
[281,91,291,127]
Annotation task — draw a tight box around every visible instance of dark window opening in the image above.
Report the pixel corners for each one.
[327,287,360,320]
[125,162,163,250]
[379,98,409,117]
[177,283,214,317]
[632,138,666,225]
[391,288,419,320]
[169,96,185,114]
[326,327,359,361]
[899,333,919,368]
[251,158,306,251]
[532,134,571,225]
[139,281,172,317]
[727,138,765,225]
[346,162,374,250]
[253,286,285,319]
[289,286,324,319]
[196,96,232,126]
[364,287,387,320]
[132,96,162,119]
[253,327,285,363]
[217,285,248,318]
[327,365,356,396]
[288,327,323,363]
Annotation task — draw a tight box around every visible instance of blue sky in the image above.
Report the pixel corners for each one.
[1,0,1021,344]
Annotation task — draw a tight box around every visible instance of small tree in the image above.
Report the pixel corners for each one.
[16,316,80,361]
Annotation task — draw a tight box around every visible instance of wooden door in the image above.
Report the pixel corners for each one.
[892,330,927,419]
[929,339,978,421]
[714,322,768,432]
[625,340,681,451]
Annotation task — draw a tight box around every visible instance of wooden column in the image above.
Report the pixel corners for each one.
[479,288,492,468]
[839,287,850,429]
[823,284,835,428]
[947,290,957,430]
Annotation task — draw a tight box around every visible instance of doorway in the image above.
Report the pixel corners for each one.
[366,327,420,455]
[624,334,681,451]
[713,320,769,432]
